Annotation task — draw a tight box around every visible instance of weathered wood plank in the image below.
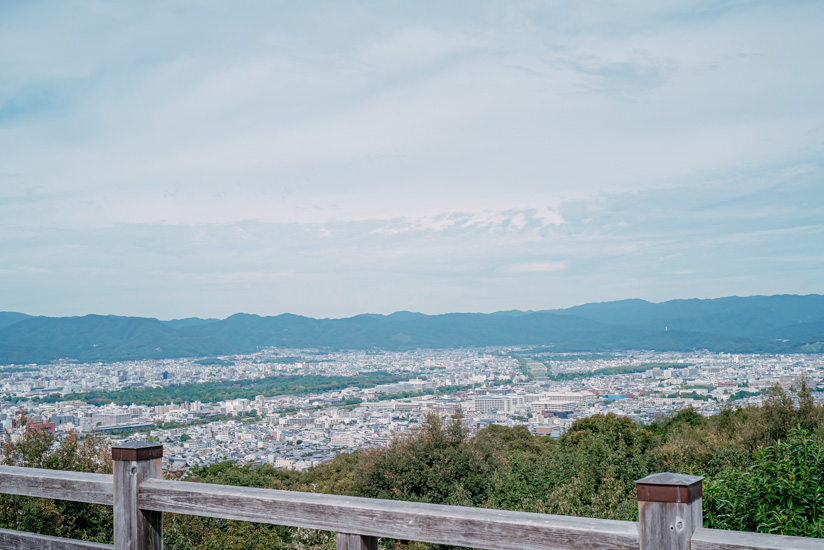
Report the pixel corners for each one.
[637,472,703,550]
[6,463,823,550]
[0,527,113,550]
[337,532,378,550]
[639,499,702,549]
[691,527,824,549]
[139,479,640,550]
[113,449,162,550]
[0,465,113,505]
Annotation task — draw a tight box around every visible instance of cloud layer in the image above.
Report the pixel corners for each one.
[1,1,822,317]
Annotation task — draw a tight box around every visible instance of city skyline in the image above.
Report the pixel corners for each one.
[1,1,823,319]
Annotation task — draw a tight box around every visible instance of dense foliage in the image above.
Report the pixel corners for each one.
[704,429,824,537]
[547,362,691,381]
[36,372,409,406]
[161,384,824,548]
[2,384,823,548]
[0,414,113,543]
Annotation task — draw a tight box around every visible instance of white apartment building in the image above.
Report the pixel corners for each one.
[473,395,512,413]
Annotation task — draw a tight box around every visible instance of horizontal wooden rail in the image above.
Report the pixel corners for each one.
[692,527,824,550]
[0,465,113,505]
[0,528,113,550]
[2,456,824,550]
[138,478,639,550]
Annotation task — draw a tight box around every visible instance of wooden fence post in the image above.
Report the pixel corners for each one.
[113,442,164,550]
[636,472,703,550]
[336,533,378,550]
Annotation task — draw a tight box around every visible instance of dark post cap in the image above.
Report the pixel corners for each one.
[636,472,703,503]
[112,442,163,462]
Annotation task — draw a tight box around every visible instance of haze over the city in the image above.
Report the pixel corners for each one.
[1,1,823,320]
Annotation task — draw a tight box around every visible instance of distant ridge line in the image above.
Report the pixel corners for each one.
[1,294,823,364]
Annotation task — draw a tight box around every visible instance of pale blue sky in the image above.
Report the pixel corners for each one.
[1,0,822,318]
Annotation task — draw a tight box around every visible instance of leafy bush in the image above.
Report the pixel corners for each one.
[352,413,502,507]
[0,414,113,543]
[705,428,824,537]
[3,385,824,547]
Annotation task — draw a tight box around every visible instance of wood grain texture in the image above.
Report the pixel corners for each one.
[0,465,113,505]
[691,527,824,549]
[0,528,113,550]
[639,498,702,549]
[113,457,162,550]
[4,465,823,550]
[138,479,640,550]
[336,533,378,550]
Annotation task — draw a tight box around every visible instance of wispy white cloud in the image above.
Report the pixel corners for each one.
[359,27,479,65]
[0,1,822,316]
[2,159,821,318]
[501,262,567,275]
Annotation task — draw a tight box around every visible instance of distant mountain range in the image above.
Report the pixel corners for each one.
[1,294,823,364]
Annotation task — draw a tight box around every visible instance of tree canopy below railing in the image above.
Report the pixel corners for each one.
[1,382,823,547]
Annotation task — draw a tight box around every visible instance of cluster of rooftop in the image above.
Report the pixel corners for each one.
[1,348,822,471]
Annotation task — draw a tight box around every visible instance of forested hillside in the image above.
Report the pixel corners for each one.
[2,384,823,548]
[2,294,824,363]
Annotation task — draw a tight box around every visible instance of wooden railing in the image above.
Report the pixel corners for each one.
[0,442,822,550]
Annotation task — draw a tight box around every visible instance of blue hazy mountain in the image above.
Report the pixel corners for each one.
[162,317,221,329]
[0,314,232,364]
[0,295,822,364]
[0,312,32,330]
[549,295,824,338]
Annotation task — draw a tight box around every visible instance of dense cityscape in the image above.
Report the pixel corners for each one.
[2,348,822,472]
